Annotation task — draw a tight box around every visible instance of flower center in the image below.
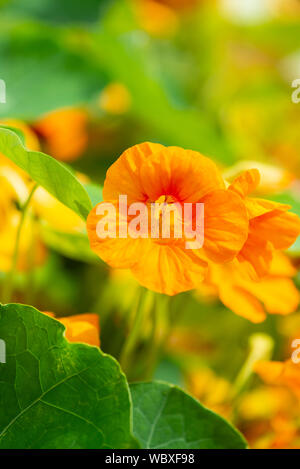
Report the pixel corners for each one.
[155,194,177,204]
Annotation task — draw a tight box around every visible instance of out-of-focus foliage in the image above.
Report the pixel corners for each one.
[0,0,115,25]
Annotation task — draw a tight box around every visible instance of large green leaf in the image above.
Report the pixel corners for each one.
[0,303,137,449]
[0,28,108,119]
[0,127,93,220]
[130,382,247,449]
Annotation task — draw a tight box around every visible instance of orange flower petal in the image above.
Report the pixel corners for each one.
[237,206,300,280]
[255,360,300,399]
[103,143,225,204]
[254,361,286,384]
[245,197,291,220]
[103,142,165,203]
[218,283,266,323]
[250,209,300,250]
[229,169,261,198]
[237,229,274,280]
[131,241,208,295]
[87,201,147,268]
[244,277,300,316]
[138,146,225,203]
[269,252,297,277]
[202,189,249,263]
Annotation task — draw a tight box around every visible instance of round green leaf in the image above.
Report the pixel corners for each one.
[130,382,247,449]
[0,303,137,449]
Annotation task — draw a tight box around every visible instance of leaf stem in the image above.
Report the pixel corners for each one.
[120,288,151,374]
[143,294,168,380]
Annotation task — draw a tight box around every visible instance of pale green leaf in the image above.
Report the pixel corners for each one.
[130,382,247,449]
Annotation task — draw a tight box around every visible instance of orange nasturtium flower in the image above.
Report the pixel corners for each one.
[87,142,249,295]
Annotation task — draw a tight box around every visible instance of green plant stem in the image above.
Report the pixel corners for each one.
[119,288,150,373]
[230,333,274,424]
[3,184,38,304]
[143,294,164,380]
[232,333,274,398]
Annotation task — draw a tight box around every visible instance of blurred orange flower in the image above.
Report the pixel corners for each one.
[238,385,300,449]
[34,107,88,162]
[255,359,300,401]
[135,0,179,37]
[186,367,232,418]
[246,358,300,448]
[46,313,100,347]
[87,142,248,295]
